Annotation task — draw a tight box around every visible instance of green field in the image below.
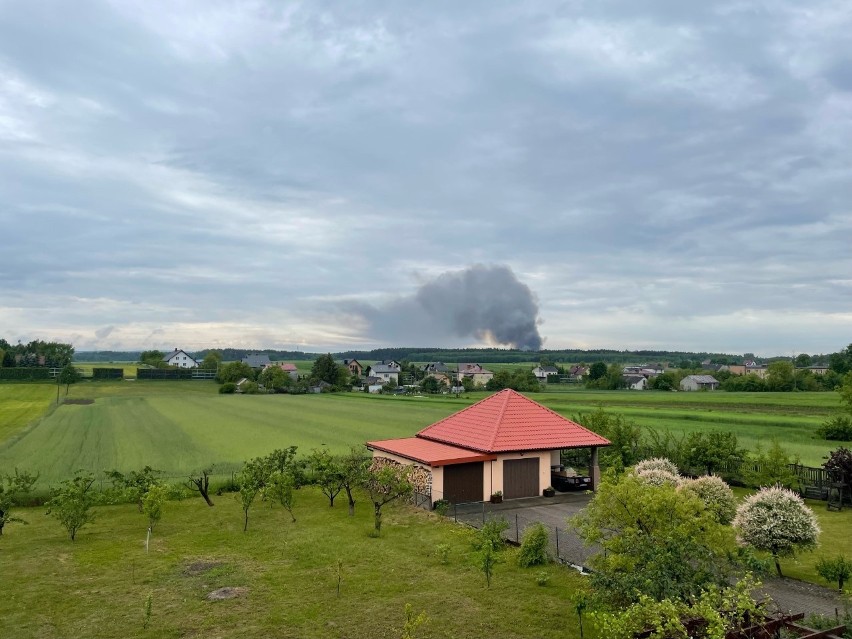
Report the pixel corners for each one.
[0,487,589,639]
[0,382,847,485]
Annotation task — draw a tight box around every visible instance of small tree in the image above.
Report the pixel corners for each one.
[0,469,38,536]
[816,555,852,592]
[105,466,162,512]
[56,363,81,403]
[633,458,680,476]
[744,439,798,489]
[573,470,740,606]
[479,542,497,588]
[733,486,820,577]
[363,462,413,533]
[308,448,344,507]
[46,472,97,541]
[236,458,267,532]
[142,484,169,532]
[266,470,297,523]
[187,467,215,507]
[340,447,370,516]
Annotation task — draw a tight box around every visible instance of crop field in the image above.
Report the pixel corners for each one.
[0,487,589,639]
[74,361,150,378]
[0,382,847,485]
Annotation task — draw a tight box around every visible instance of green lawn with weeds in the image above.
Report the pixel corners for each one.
[0,487,591,639]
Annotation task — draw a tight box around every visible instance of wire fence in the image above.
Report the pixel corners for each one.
[442,497,596,571]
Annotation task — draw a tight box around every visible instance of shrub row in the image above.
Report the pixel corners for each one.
[0,367,52,380]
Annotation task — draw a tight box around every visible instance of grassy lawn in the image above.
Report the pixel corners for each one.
[74,362,151,378]
[0,384,56,442]
[0,488,590,639]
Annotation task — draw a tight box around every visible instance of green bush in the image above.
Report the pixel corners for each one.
[219,382,237,394]
[816,415,852,441]
[517,522,550,567]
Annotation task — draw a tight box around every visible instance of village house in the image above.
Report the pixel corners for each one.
[680,374,720,391]
[163,348,198,368]
[456,363,494,386]
[367,363,399,385]
[342,359,363,376]
[531,365,559,383]
[623,375,648,390]
[367,389,610,503]
[270,361,300,379]
[241,353,271,369]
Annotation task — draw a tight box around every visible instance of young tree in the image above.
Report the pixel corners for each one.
[0,468,38,535]
[588,362,607,381]
[815,555,852,592]
[733,486,820,577]
[105,466,162,512]
[266,470,297,523]
[187,467,215,507]
[339,447,370,516]
[236,457,267,532]
[56,364,81,403]
[46,472,97,541]
[683,431,745,476]
[363,462,413,533]
[308,448,344,507]
[744,439,798,489]
[142,484,169,532]
[572,471,740,606]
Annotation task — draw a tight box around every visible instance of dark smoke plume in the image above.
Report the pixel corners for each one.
[357,264,543,350]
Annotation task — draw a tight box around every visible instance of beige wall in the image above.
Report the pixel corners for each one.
[371,448,559,502]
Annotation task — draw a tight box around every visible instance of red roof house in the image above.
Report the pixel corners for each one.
[367,389,610,504]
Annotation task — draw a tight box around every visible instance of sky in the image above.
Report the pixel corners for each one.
[1,0,851,357]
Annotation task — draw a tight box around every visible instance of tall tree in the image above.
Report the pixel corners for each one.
[572,471,741,606]
[310,354,347,387]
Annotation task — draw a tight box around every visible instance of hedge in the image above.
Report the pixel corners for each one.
[92,368,123,380]
[136,368,194,380]
[0,367,52,381]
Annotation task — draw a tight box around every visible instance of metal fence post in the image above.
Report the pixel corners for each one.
[555,526,559,558]
[481,500,485,525]
[515,513,519,542]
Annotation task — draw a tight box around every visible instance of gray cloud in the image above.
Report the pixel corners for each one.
[94,325,115,340]
[1,1,851,354]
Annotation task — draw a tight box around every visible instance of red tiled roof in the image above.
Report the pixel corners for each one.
[416,389,610,453]
[367,437,496,467]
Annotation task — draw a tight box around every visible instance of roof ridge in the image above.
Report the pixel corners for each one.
[487,389,513,450]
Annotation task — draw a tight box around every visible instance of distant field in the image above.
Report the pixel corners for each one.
[533,390,844,467]
[0,382,846,483]
[0,382,474,484]
[74,362,151,377]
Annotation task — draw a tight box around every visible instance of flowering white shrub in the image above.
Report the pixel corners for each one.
[732,486,820,577]
[635,468,681,487]
[633,458,680,476]
[680,475,737,524]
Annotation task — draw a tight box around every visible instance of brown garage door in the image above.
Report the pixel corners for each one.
[503,458,539,499]
[443,462,483,504]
